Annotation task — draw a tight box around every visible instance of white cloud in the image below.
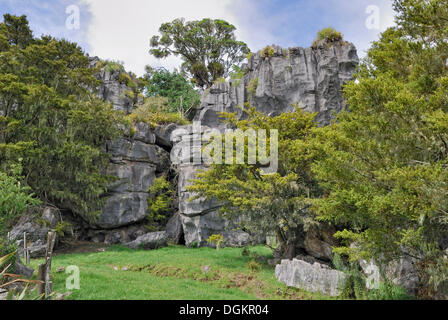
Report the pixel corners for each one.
[80,0,396,76]
[81,0,245,76]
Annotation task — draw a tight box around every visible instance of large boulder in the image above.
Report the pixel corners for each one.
[165,213,184,244]
[125,231,169,250]
[275,258,347,297]
[98,123,170,229]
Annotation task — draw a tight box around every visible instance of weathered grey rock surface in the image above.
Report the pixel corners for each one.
[126,231,169,250]
[97,123,170,229]
[90,56,140,115]
[172,42,358,248]
[195,41,358,128]
[9,207,60,258]
[360,255,420,296]
[275,258,347,296]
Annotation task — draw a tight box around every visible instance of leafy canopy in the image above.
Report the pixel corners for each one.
[150,18,250,89]
[143,66,200,115]
[0,14,123,222]
[311,0,448,297]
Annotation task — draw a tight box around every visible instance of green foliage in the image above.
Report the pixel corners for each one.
[246,78,258,96]
[53,221,73,238]
[99,60,125,73]
[188,103,322,258]
[313,27,344,46]
[150,18,250,88]
[146,176,175,231]
[127,96,190,129]
[246,52,253,61]
[0,15,124,222]
[0,163,40,237]
[230,65,245,87]
[260,45,275,58]
[214,77,226,84]
[143,67,200,115]
[0,14,33,48]
[206,234,225,250]
[311,1,448,298]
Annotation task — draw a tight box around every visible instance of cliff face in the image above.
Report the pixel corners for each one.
[174,41,359,249]
[82,41,358,248]
[195,41,358,128]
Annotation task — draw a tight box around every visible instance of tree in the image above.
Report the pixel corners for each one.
[143,66,200,116]
[188,104,323,258]
[0,15,123,222]
[149,18,250,89]
[0,14,33,48]
[311,0,448,297]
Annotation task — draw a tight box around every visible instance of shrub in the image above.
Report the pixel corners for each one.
[101,60,125,73]
[313,27,343,47]
[0,163,41,237]
[127,96,190,129]
[146,175,175,231]
[261,45,275,58]
[206,234,225,250]
[246,78,258,96]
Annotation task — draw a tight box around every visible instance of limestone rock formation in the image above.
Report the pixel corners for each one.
[90,56,141,115]
[275,258,347,297]
[172,41,358,248]
[126,231,169,250]
[98,123,170,229]
[9,206,60,258]
[195,42,358,128]
[170,125,255,247]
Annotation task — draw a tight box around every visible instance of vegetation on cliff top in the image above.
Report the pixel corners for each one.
[150,18,250,89]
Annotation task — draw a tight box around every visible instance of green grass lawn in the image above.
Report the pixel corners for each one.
[28,245,330,300]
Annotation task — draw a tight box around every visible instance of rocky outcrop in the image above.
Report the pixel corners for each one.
[126,231,169,250]
[275,258,347,297]
[360,255,420,296]
[171,42,358,249]
[98,123,170,229]
[170,125,255,247]
[195,41,358,128]
[90,56,141,115]
[9,206,60,258]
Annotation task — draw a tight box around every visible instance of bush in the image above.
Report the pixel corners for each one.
[261,45,275,58]
[0,163,41,237]
[100,60,125,73]
[146,175,176,231]
[127,96,190,128]
[246,78,258,96]
[313,27,343,47]
[206,234,225,250]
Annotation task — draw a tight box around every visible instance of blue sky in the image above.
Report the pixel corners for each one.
[0,0,395,75]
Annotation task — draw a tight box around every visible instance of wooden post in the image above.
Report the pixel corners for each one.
[23,232,29,264]
[37,231,56,299]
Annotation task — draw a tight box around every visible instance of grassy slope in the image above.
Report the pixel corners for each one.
[29,245,330,300]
